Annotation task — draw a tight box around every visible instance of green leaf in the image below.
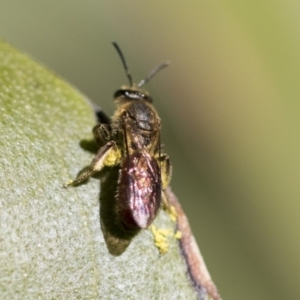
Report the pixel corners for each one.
[0,40,199,299]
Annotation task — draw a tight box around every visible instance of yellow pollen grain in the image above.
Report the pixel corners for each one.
[105,149,121,166]
[167,205,178,222]
[174,230,182,239]
[150,225,174,254]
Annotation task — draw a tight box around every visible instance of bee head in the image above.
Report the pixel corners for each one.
[114,86,152,103]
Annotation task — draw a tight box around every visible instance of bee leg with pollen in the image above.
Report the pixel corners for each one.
[159,153,172,190]
[157,153,176,219]
[64,141,121,188]
[159,154,172,210]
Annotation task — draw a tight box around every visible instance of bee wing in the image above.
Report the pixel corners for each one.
[118,152,161,230]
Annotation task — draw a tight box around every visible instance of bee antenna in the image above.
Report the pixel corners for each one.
[137,61,170,88]
[112,42,133,87]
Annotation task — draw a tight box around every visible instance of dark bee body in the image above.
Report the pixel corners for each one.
[108,88,164,229]
[65,44,171,230]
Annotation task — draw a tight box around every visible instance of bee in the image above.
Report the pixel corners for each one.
[64,43,222,300]
[65,42,171,230]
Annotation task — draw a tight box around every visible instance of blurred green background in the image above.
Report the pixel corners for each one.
[1,1,300,299]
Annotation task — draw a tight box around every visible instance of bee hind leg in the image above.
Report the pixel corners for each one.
[64,141,120,188]
[157,153,172,190]
[156,153,178,222]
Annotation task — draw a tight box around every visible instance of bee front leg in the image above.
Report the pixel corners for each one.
[64,141,121,187]
[93,124,112,147]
